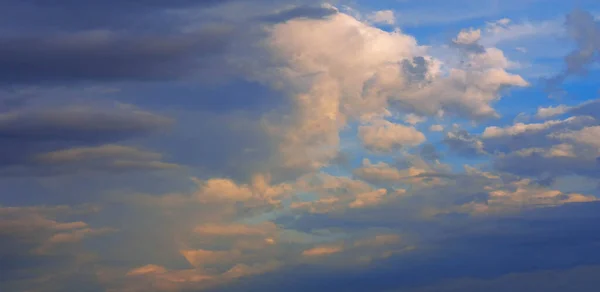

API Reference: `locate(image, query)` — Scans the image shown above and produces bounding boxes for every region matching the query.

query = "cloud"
[126,264,168,276]
[3,3,600,292]
[0,105,173,177]
[407,265,600,292]
[194,222,277,237]
[237,202,600,292]
[302,246,343,257]
[358,119,426,152]
[0,204,114,290]
[482,98,600,181]
[553,125,600,149]
[0,28,234,84]
[452,28,485,53]
[479,18,564,47]
[253,11,423,174]
[0,204,113,255]
[0,0,233,33]
[367,10,396,25]
[482,119,572,138]
[545,10,600,91]
[353,160,406,183]
[419,144,442,162]
[243,9,526,176]
[481,115,596,154]
[404,114,427,125]
[258,4,338,23]
[0,106,171,143]
[444,129,486,157]
[429,124,444,132]
[291,172,403,214]
[15,145,181,176]
[536,104,571,118]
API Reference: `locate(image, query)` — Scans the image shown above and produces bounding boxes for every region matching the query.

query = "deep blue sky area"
[1,1,600,291]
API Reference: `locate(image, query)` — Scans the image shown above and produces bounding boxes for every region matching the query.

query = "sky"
[2,0,600,291]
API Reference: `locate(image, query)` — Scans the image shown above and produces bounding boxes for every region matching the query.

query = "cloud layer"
[1,1,600,292]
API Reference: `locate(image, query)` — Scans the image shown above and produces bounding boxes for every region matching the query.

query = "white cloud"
[480,18,564,47]
[536,104,571,118]
[240,9,528,175]
[454,28,482,45]
[429,124,444,132]
[482,118,576,138]
[358,119,426,152]
[404,113,427,125]
[367,10,396,25]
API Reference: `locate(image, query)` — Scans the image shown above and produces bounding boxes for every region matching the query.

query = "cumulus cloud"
[353,159,406,183]
[553,126,600,150]
[254,11,423,173]
[454,178,597,215]
[404,113,427,125]
[245,9,527,175]
[358,119,426,152]
[291,172,401,214]
[353,156,450,191]
[481,115,596,154]
[3,3,599,292]
[453,28,485,53]
[455,28,482,45]
[482,98,600,182]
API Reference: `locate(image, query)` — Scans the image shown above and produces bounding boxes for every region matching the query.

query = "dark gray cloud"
[219,201,600,292]
[0,28,233,84]
[484,100,600,180]
[0,0,331,86]
[569,98,600,119]
[545,10,600,92]
[493,150,600,180]
[451,41,486,55]
[0,107,171,143]
[402,56,431,84]
[0,0,230,33]
[0,106,173,176]
[0,205,110,291]
[419,144,442,161]
[146,110,276,182]
[258,5,338,23]
[563,10,600,75]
